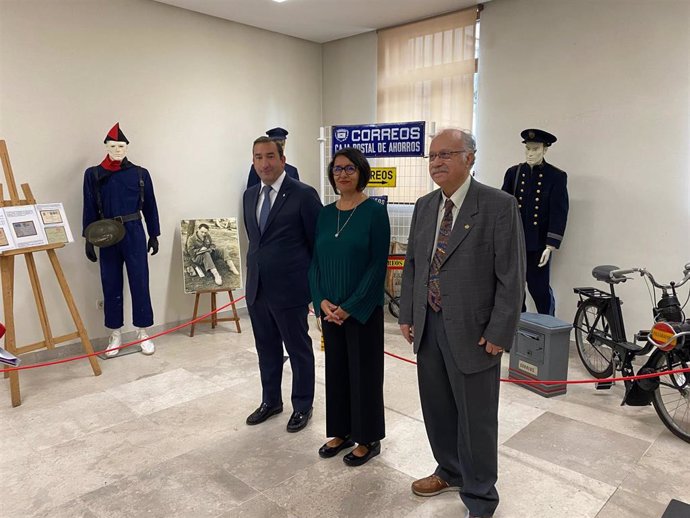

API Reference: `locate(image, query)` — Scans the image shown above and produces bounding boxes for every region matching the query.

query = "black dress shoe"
[246,403,283,425]
[343,441,381,466]
[318,437,355,458]
[286,407,313,433]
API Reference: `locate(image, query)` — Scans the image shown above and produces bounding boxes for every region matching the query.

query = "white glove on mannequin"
[538,245,556,268]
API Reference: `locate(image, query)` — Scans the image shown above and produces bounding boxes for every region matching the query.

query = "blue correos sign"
[332,121,425,158]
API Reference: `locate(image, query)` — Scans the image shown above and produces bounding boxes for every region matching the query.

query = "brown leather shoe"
[411,474,461,497]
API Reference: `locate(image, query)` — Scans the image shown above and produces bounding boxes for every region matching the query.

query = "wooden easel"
[189,290,241,337]
[0,140,101,407]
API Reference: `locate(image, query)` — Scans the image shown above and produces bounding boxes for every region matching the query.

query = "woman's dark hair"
[327,147,371,194]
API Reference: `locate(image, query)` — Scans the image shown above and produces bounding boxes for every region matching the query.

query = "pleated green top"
[309,198,390,324]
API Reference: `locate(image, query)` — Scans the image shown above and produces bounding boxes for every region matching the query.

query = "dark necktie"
[259,185,272,234]
[428,199,454,312]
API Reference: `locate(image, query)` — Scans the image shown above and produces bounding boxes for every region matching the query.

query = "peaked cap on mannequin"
[521,128,557,146]
[104,123,129,144]
[266,127,288,140]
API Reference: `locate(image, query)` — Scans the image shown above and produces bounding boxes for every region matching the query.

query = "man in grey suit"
[399,129,525,518]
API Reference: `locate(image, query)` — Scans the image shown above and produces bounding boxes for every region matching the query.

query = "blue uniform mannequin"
[82,123,160,356]
[502,129,568,315]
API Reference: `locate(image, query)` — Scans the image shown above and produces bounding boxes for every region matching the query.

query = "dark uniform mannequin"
[501,129,568,315]
[246,127,299,189]
[82,123,161,356]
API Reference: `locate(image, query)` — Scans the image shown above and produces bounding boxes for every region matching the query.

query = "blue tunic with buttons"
[501,160,568,252]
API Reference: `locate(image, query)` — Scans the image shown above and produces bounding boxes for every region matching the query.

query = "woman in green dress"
[309,147,390,466]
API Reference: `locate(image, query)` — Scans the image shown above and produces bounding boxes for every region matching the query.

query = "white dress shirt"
[255,170,286,224]
[430,176,472,261]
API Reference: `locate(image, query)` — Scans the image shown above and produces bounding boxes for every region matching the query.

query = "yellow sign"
[369,167,397,188]
[387,255,405,270]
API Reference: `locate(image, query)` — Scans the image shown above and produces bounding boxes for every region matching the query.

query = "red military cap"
[104,123,129,144]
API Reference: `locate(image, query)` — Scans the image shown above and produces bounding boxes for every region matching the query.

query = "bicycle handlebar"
[609,266,690,289]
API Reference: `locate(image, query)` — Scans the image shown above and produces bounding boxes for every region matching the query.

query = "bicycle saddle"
[592,265,626,283]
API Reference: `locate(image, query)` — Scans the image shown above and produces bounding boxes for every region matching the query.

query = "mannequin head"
[105,140,128,161]
[103,123,129,161]
[524,142,547,166]
[520,128,556,166]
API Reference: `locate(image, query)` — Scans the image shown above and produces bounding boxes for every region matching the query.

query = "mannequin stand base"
[96,343,142,360]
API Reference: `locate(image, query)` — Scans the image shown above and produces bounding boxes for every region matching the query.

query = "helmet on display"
[84,219,125,247]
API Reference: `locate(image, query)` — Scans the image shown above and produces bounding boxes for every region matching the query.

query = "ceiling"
[153,0,482,44]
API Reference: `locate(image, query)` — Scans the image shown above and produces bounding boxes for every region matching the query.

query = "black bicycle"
[573,264,690,443]
[385,254,404,319]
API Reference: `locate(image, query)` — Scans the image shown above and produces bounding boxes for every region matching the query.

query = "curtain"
[377,8,478,132]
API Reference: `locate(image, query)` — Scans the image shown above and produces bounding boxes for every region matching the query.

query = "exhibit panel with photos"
[180,218,242,294]
[0,202,74,251]
[37,203,75,244]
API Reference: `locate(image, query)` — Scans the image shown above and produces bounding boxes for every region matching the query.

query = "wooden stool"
[189,290,241,337]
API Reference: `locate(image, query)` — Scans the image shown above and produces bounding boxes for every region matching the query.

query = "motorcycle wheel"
[574,299,614,378]
[650,349,690,443]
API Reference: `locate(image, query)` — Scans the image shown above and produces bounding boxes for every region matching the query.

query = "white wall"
[2,0,688,349]
[476,0,690,334]
[0,0,322,344]
[322,31,378,127]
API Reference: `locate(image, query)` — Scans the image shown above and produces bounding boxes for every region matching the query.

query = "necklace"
[335,204,359,238]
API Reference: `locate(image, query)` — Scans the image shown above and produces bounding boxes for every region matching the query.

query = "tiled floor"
[1,312,688,517]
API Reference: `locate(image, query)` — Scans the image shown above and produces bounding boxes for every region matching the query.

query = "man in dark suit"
[242,136,322,432]
[501,128,569,316]
[399,129,525,518]
[246,127,300,189]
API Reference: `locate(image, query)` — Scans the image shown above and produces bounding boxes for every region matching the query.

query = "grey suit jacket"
[399,178,526,374]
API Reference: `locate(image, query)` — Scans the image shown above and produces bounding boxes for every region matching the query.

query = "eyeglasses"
[333,165,358,176]
[425,150,467,161]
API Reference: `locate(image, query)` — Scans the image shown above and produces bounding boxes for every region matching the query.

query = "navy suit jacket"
[243,175,322,308]
[247,163,299,189]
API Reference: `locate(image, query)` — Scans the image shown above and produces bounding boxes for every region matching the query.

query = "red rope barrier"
[383,350,690,385]
[383,350,418,365]
[3,301,689,388]
[0,295,245,374]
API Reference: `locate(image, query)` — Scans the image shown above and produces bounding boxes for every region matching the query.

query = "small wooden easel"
[189,290,241,337]
[0,140,101,407]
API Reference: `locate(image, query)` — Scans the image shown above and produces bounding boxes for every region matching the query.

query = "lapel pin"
[464,224,470,229]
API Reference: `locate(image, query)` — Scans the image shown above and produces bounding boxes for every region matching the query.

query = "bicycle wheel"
[574,300,614,378]
[650,350,690,443]
[388,297,400,319]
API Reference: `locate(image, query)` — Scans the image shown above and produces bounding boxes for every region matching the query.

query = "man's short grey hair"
[434,128,477,166]
[459,130,477,154]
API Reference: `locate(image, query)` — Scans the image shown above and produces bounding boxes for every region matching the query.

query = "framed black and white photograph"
[180,218,242,294]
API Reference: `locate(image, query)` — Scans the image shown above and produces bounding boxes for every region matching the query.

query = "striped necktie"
[428,199,454,312]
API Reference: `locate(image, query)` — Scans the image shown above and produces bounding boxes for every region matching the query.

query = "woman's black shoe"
[318,437,355,458]
[343,441,381,466]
